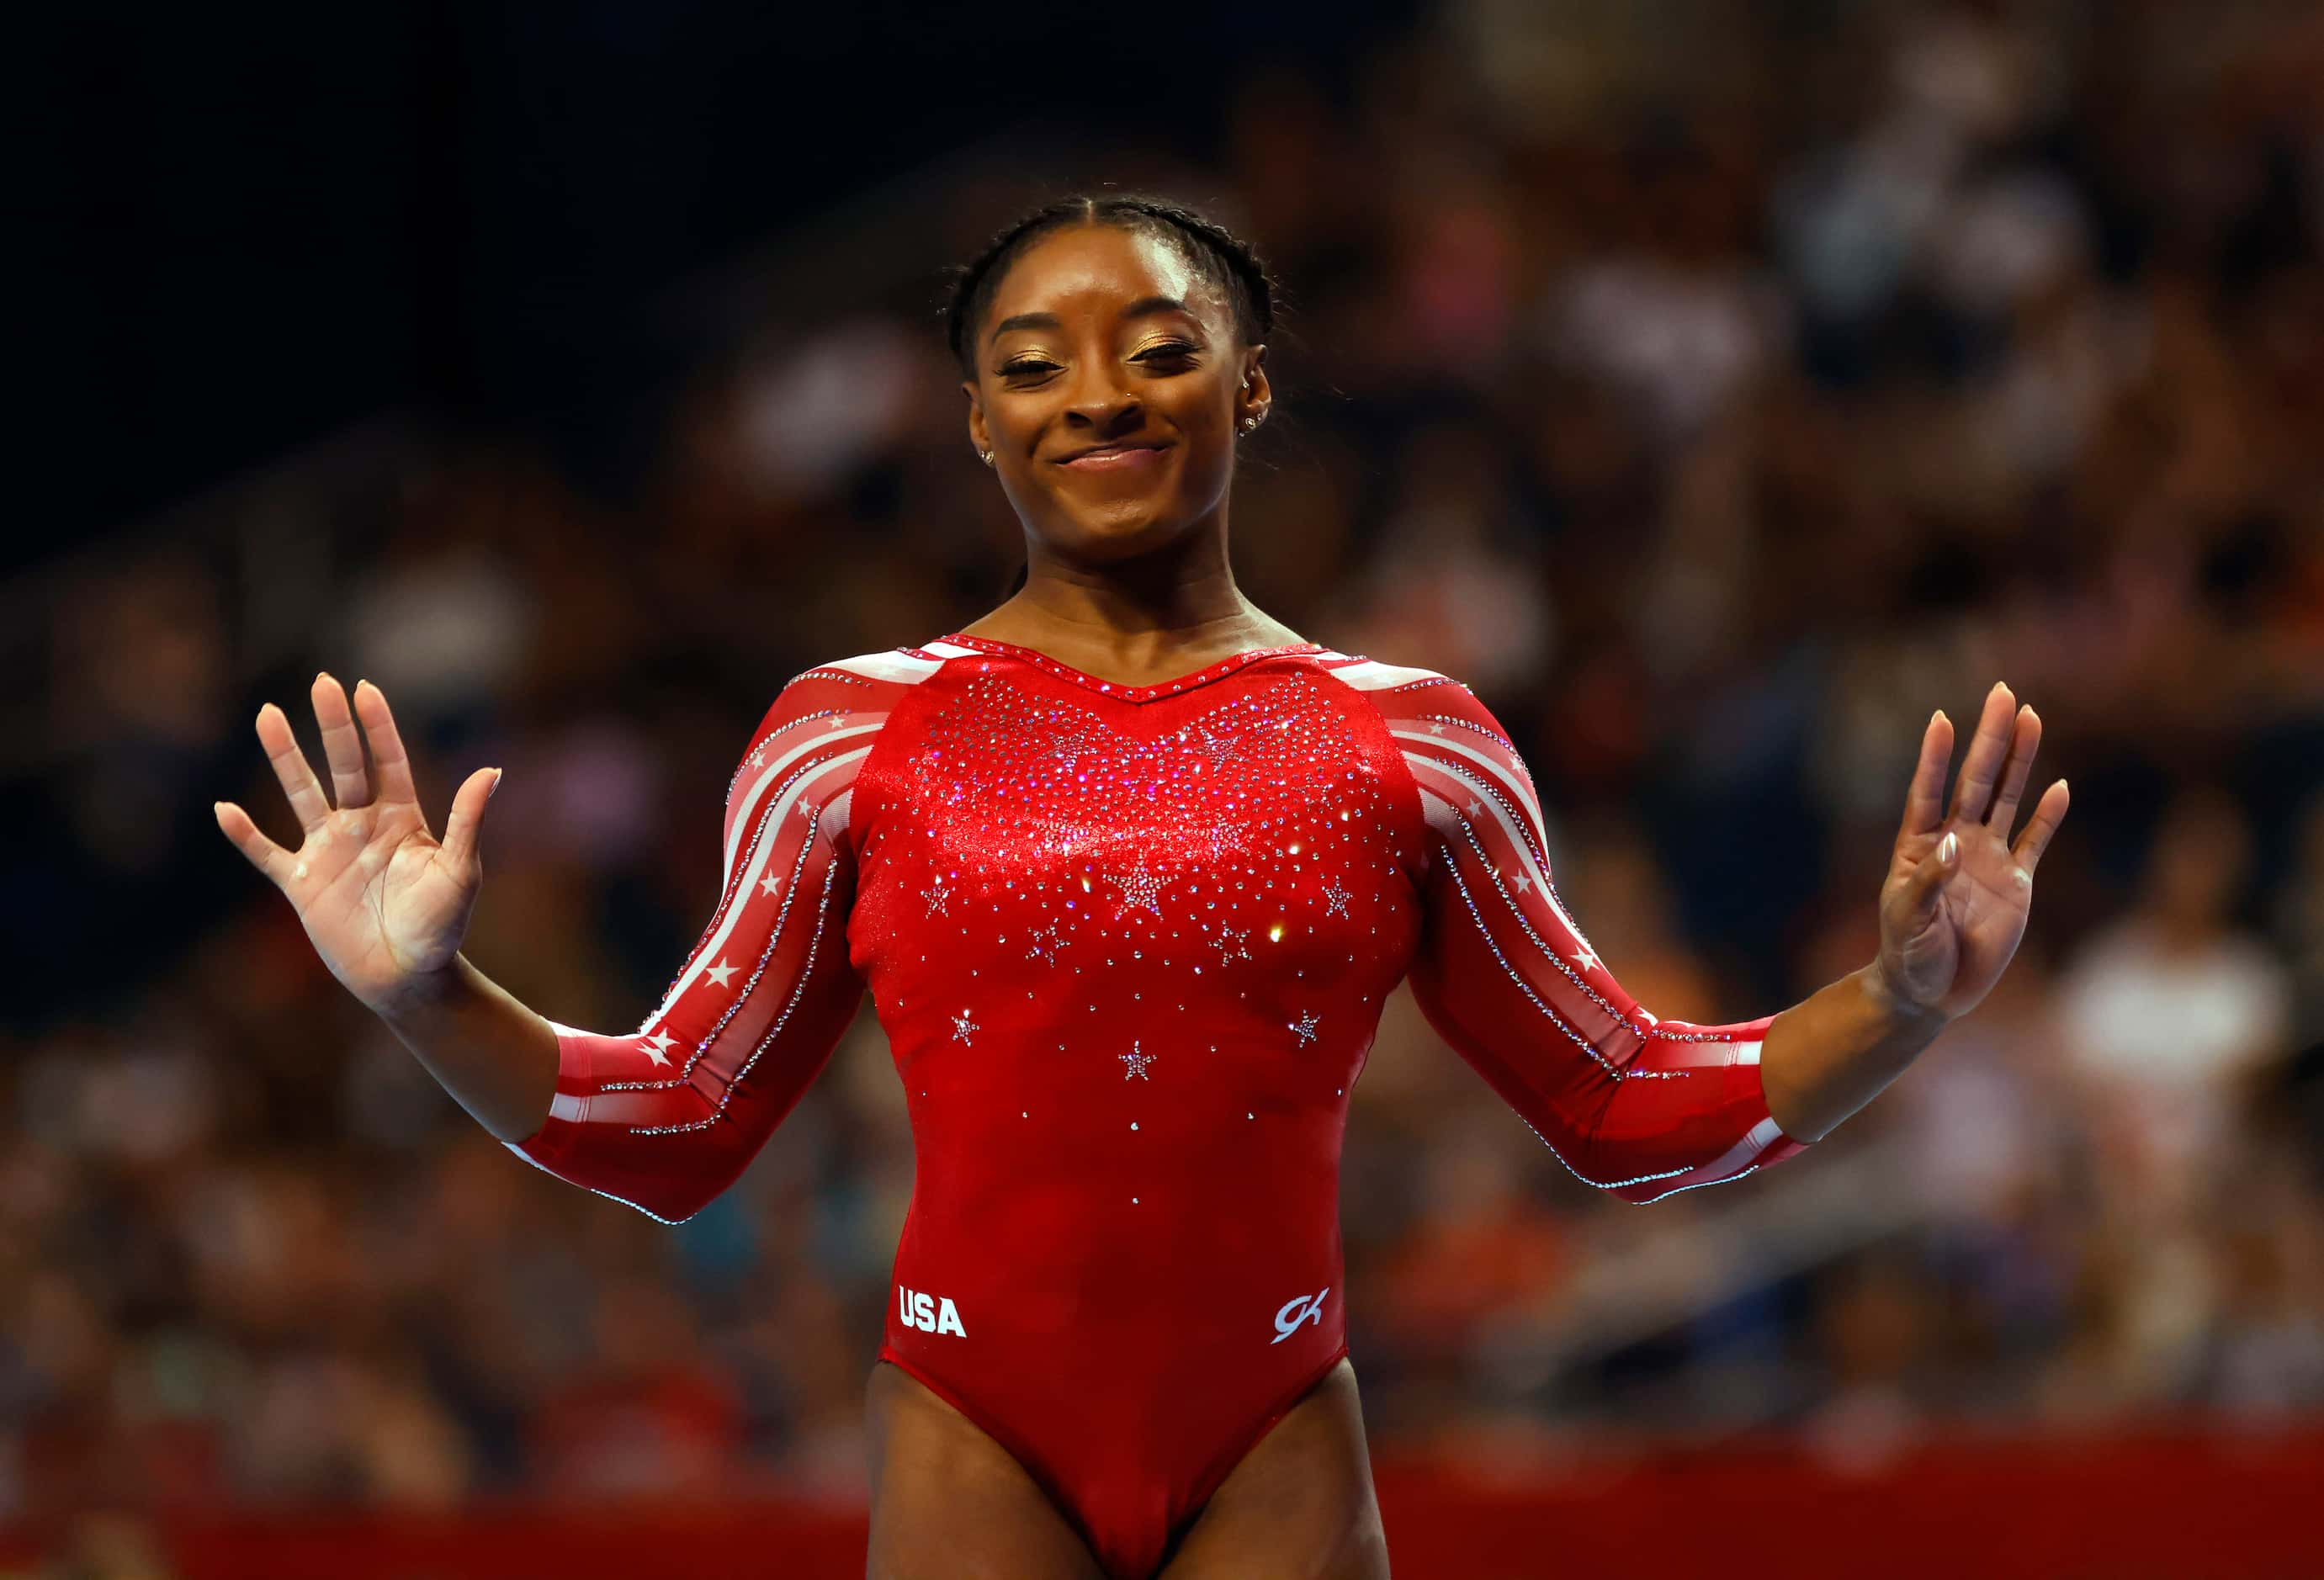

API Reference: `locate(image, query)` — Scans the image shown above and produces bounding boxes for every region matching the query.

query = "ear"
[1241,347,1271,418]
[963,381,989,459]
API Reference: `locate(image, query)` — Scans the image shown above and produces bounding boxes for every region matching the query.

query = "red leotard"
[505,633,1812,1577]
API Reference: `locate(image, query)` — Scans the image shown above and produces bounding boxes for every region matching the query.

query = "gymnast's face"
[964,223,1266,563]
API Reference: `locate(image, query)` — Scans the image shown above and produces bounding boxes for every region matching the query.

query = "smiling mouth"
[1057,443,1173,469]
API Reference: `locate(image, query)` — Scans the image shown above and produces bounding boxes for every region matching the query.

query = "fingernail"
[488,768,503,799]
[1939,830,1959,865]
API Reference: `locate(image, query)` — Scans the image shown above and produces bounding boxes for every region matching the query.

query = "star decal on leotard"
[1121,1042,1155,1080]
[639,1030,677,1067]
[1289,1010,1320,1047]
[758,871,783,899]
[1319,878,1350,919]
[1101,852,1167,917]
[1208,924,1252,965]
[704,959,739,988]
[1512,870,1531,893]
[922,878,952,917]
[1201,819,1245,862]
[952,1010,978,1046]
[1026,919,1066,965]
[1193,724,1241,771]
[1047,717,1096,767]
[1569,945,1600,973]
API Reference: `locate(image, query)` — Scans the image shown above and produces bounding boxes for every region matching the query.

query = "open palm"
[1876,681,2070,1022]
[213,673,501,1014]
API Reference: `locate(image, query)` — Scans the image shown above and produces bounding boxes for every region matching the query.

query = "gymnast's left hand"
[1871,681,2069,1024]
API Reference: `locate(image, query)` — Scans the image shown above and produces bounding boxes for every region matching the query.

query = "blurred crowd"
[8,0,2324,1528]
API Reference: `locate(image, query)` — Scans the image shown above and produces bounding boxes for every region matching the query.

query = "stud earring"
[979,450,994,466]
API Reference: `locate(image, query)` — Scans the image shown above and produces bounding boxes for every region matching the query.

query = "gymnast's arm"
[1381,673,1822,1205]
[489,678,872,1223]
[1397,675,2060,1198]
[215,669,871,1226]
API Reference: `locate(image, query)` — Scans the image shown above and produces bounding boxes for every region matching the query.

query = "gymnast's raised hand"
[1874,680,2071,1024]
[213,673,503,1015]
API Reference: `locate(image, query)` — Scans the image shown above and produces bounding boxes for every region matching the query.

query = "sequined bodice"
[847,637,1425,1128]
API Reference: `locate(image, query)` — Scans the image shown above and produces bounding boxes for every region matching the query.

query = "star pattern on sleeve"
[639,1030,677,1067]
[704,959,739,988]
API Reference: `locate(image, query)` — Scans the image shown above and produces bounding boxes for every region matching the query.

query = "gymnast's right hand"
[214,672,503,1015]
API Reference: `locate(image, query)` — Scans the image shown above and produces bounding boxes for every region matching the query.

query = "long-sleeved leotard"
[505,659,883,1223]
[506,632,1810,1578]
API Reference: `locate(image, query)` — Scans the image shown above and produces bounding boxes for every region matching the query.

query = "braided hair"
[941,193,1277,382]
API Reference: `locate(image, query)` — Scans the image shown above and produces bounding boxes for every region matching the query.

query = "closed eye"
[1129,341,1199,369]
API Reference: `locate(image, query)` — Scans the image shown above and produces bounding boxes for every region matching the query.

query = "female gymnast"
[215,194,2070,1579]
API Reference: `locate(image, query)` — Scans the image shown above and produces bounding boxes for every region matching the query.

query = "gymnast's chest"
[845,662,1425,1019]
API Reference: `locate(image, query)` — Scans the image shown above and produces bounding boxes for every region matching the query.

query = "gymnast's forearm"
[371,952,561,1144]
[1758,963,1949,1144]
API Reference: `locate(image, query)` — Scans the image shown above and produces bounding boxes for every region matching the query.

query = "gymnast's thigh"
[1159,1359,1390,1580]
[865,1358,1108,1580]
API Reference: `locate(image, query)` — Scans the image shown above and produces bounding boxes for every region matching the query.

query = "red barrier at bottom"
[5,1420,2320,1578]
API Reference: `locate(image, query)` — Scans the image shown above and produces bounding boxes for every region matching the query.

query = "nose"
[1061,359,1142,436]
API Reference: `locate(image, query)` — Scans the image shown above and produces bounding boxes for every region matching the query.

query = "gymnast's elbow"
[511,1116,762,1227]
[600,1164,744,1227]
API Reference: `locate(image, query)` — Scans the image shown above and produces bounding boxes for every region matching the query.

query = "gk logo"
[1272,1286,1330,1344]
[898,1286,967,1337]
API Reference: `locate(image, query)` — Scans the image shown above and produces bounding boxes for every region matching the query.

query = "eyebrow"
[989,295,1192,342]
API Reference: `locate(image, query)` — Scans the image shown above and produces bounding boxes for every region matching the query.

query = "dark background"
[17,1,1420,558]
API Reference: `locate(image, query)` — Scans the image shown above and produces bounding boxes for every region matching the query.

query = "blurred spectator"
[2055,787,2293,1201]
